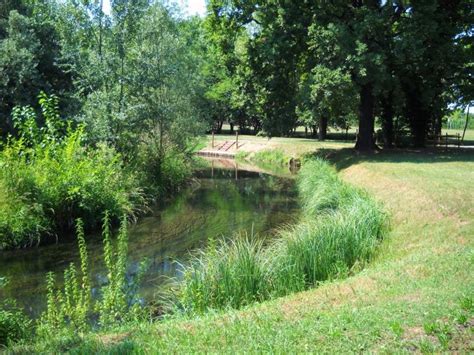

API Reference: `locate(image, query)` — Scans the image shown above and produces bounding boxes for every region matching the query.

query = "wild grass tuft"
[178,236,270,313]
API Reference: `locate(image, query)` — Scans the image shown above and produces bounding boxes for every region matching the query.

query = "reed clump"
[174,158,387,313]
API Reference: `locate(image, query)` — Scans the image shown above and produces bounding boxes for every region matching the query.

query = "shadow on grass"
[306,147,474,171]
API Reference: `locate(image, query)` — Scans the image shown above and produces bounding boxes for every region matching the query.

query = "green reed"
[174,158,388,313]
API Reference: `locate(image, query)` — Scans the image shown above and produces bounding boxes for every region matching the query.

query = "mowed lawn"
[19,145,474,353]
[205,129,474,158]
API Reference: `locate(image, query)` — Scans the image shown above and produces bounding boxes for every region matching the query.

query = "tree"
[297,66,357,140]
[0,11,40,136]
[397,0,472,147]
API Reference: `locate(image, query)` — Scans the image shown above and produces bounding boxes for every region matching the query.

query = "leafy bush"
[0,280,31,346]
[134,136,193,198]
[0,93,144,249]
[173,158,387,313]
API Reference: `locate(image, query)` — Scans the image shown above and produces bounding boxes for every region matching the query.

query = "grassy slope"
[18,145,474,353]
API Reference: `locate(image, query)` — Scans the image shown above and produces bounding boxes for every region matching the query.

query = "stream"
[0,158,299,317]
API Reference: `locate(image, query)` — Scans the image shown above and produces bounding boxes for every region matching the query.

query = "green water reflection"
[0,159,299,316]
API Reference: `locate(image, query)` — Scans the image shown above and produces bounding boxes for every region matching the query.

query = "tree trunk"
[98,0,104,61]
[433,112,442,136]
[381,93,394,148]
[405,89,427,148]
[229,122,234,133]
[355,83,375,151]
[318,116,328,141]
[216,119,223,133]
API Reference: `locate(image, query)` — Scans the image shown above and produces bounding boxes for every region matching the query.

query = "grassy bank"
[5,155,387,351]
[174,159,386,313]
[5,144,474,352]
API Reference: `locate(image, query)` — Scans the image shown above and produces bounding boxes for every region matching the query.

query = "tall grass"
[250,149,289,167]
[174,158,387,313]
[179,237,270,313]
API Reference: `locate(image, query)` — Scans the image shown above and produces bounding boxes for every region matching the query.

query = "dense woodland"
[1,0,472,151]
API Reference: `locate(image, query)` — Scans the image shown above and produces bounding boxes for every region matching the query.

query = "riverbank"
[8,143,474,352]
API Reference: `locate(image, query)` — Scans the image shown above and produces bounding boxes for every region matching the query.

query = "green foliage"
[250,149,289,167]
[297,66,357,135]
[0,279,31,346]
[0,300,31,347]
[0,3,75,137]
[0,93,144,249]
[444,109,474,130]
[179,236,270,313]
[38,220,92,336]
[97,214,130,327]
[134,135,194,198]
[173,158,387,313]
[38,214,146,337]
[234,150,249,161]
[77,3,206,156]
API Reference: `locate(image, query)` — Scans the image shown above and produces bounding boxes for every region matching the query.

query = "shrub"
[134,135,192,199]
[251,149,289,167]
[0,93,144,249]
[0,181,47,249]
[0,280,31,346]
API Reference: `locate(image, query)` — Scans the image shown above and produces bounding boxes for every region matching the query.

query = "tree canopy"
[0,0,472,150]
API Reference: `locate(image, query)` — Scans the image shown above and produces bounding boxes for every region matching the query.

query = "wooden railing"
[427,133,461,149]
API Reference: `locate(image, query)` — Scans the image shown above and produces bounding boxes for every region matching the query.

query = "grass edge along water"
[173,158,388,313]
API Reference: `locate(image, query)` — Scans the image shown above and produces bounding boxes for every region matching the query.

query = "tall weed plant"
[174,158,387,313]
[38,214,146,337]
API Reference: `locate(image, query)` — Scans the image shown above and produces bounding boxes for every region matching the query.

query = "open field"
[21,142,473,353]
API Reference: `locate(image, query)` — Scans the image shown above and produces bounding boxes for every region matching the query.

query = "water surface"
[0,158,298,316]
